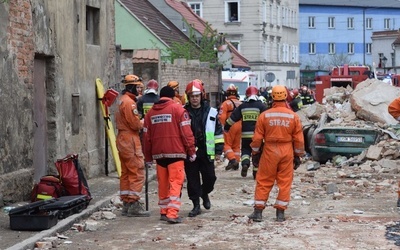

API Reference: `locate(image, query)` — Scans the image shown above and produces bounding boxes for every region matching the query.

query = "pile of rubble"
[299,78,400,168]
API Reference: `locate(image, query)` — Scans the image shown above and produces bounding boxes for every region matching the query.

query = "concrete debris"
[90,210,116,220]
[353,209,364,214]
[34,241,53,249]
[85,219,100,231]
[306,161,320,171]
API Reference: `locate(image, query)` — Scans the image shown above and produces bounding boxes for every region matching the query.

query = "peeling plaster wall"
[0,0,116,204]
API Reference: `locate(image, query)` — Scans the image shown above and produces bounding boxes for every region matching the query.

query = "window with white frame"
[384,18,390,30]
[366,43,372,54]
[309,43,316,54]
[348,43,354,54]
[189,2,202,17]
[308,16,315,28]
[366,18,372,29]
[347,17,354,29]
[230,40,240,52]
[225,1,240,22]
[329,43,335,54]
[328,17,335,28]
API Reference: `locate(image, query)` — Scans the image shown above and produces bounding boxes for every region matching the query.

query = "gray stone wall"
[159,59,221,107]
[0,0,116,204]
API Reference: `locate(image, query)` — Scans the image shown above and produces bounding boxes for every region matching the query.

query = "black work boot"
[121,201,129,216]
[202,193,211,210]
[127,201,150,217]
[248,208,263,222]
[276,208,285,222]
[252,170,257,180]
[241,164,249,177]
[167,217,182,224]
[188,199,201,217]
[225,159,239,170]
[397,197,400,207]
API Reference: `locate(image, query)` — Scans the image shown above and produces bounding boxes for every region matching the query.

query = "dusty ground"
[44,160,400,250]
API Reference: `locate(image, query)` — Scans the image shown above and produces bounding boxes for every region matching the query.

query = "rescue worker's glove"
[293,156,301,170]
[145,162,153,169]
[252,151,261,168]
[223,124,231,133]
[189,154,197,162]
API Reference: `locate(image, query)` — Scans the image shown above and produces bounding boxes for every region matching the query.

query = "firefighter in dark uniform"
[224,86,268,179]
[299,85,315,105]
[184,80,224,217]
[137,79,160,119]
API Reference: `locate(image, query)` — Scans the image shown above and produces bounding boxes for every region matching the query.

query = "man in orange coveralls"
[218,84,242,171]
[115,74,150,217]
[143,86,196,224]
[388,97,400,207]
[248,85,305,222]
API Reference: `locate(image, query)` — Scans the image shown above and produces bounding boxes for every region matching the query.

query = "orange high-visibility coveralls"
[115,92,145,203]
[143,97,196,219]
[388,97,400,198]
[388,97,400,121]
[250,101,304,211]
[218,96,242,162]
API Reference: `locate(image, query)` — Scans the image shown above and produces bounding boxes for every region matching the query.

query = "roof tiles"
[119,0,192,47]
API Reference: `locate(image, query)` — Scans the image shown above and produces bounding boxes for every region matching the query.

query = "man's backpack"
[30,175,66,202]
[55,154,91,199]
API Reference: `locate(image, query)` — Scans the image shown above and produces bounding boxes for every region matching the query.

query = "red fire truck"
[314,64,372,103]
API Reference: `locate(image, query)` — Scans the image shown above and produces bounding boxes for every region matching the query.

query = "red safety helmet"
[186,80,204,96]
[292,88,299,96]
[146,79,159,91]
[245,86,259,97]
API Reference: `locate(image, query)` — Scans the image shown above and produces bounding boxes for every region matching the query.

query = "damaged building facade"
[0,0,116,204]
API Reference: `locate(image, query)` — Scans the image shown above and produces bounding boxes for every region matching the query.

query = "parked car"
[305,113,381,163]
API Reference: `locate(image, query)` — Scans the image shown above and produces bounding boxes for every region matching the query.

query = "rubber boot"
[127,201,150,217]
[276,208,285,222]
[225,159,239,171]
[248,208,263,222]
[188,199,201,217]
[241,164,249,177]
[202,193,211,210]
[397,197,400,207]
[121,201,129,216]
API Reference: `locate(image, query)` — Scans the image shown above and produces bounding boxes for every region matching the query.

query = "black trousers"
[184,156,217,201]
[241,137,252,167]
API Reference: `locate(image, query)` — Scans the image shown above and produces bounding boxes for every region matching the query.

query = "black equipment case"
[9,195,90,231]
[41,195,90,219]
[9,199,59,231]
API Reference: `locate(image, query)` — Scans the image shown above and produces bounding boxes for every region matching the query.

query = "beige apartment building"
[185,0,300,89]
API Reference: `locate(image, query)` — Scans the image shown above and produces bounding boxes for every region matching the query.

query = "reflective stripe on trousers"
[157,160,185,218]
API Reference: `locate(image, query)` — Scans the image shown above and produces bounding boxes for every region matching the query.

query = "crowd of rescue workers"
[114,74,322,224]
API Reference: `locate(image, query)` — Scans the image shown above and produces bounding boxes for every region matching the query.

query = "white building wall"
[185,0,300,89]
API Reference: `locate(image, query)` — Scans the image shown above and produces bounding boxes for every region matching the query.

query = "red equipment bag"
[30,175,66,202]
[55,154,91,199]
